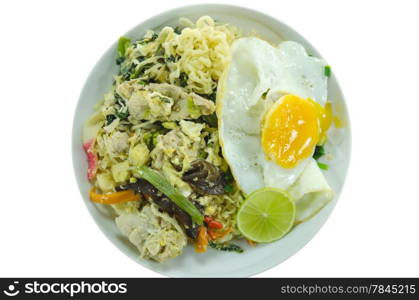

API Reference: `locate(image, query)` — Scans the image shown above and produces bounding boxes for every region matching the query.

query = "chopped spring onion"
[317,162,329,170]
[136,166,204,224]
[324,65,331,77]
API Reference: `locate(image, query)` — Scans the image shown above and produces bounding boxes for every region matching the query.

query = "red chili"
[204,216,213,224]
[209,220,223,229]
[204,216,223,229]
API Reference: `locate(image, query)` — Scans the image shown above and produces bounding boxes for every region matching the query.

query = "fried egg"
[217,37,331,198]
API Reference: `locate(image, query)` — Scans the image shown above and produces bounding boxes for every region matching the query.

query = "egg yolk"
[261,95,332,168]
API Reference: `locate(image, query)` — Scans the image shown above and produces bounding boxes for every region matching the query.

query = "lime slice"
[237,188,296,243]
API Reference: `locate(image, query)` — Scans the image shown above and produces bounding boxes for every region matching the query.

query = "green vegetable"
[262,88,270,99]
[208,241,244,253]
[174,26,182,34]
[114,92,125,104]
[120,63,136,81]
[317,162,329,170]
[152,132,160,147]
[324,65,331,77]
[115,56,125,65]
[224,169,234,183]
[208,92,216,102]
[136,55,145,62]
[198,150,208,159]
[224,184,234,193]
[116,110,129,120]
[117,36,131,58]
[201,113,218,128]
[179,72,188,87]
[155,45,165,56]
[187,96,200,118]
[162,122,177,129]
[150,33,158,41]
[130,63,154,80]
[166,55,178,63]
[142,132,153,150]
[105,114,117,126]
[136,166,204,224]
[313,145,325,160]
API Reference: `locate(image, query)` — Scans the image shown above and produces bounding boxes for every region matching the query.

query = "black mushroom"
[182,160,226,195]
[117,179,202,239]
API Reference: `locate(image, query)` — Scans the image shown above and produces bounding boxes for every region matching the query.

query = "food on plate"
[82,16,339,262]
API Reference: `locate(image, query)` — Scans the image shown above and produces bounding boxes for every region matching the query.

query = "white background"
[1,0,418,277]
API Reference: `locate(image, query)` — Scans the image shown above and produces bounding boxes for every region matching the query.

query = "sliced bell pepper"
[246,239,257,247]
[207,227,233,241]
[89,188,140,205]
[194,226,209,253]
[207,229,217,240]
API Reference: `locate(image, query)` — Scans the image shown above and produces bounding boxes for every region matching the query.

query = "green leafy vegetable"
[208,92,216,102]
[114,92,125,105]
[117,36,131,58]
[150,33,158,41]
[152,132,160,147]
[313,146,328,170]
[162,121,177,130]
[223,170,235,193]
[208,241,244,253]
[115,56,125,65]
[200,113,218,128]
[116,110,129,120]
[224,184,234,193]
[317,162,329,170]
[224,169,234,183]
[166,55,177,63]
[174,26,182,34]
[105,114,117,125]
[136,166,204,224]
[179,72,188,87]
[313,145,325,160]
[198,150,208,159]
[130,63,154,80]
[262,88,270,99]
[156,45,165,56]
[324,65,331,77]
[136,55,146,62]
[143,132,153,150]
[120,63,136,81]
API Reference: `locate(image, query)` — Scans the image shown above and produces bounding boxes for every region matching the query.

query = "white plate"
[72,4,351,277]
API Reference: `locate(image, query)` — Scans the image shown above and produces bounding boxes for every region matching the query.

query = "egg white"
[218,37,328,195]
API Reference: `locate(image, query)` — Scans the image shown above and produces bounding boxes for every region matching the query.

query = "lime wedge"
[237,188,296,243]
